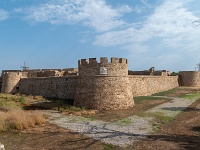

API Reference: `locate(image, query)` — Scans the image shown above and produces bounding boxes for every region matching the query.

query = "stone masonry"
[74,57,134,110]
[179,71,200,86]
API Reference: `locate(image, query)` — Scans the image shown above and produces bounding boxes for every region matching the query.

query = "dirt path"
[44,95,200,148]
[46,111,153,147]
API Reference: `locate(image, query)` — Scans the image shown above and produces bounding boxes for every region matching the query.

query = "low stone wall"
[129,75,179,96]
[18,76,77,99]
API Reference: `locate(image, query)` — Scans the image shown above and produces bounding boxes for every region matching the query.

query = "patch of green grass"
[181,93,200,100]
[117,118,132,125]
[0,99,20,110]
[0,93,20,101]
[103,143,116,150]
[134,96,170,104]
[18,96,26,104]
[53,105,83,112]
[68,106,83,111]
[152,88,177,96]
[138,112,174,124]
[155,114,174,124]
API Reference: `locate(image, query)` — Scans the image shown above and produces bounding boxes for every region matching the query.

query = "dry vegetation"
[0,94,46,132]
[0,110,45,132]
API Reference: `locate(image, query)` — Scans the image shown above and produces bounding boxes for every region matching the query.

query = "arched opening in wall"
[16,87,19,93]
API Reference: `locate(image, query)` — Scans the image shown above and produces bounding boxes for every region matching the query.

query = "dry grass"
[0,110,45,132]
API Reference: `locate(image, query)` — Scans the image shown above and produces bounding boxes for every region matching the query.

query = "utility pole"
[196,61,200,71]
[21,61,29,71]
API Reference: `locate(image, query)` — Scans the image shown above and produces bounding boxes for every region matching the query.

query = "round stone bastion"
[1,71,27,93]
[179,71,200,87]
[74,57,134,110]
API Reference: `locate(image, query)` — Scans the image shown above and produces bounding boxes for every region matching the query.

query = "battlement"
[78,57,128,66]
[78,57,128,76]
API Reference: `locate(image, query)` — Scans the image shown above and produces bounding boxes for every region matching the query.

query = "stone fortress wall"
[1,57,199,110]
[18,76,77,100]
[129,76,178,96]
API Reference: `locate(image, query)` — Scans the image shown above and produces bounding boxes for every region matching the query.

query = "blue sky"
[0,0,200,72]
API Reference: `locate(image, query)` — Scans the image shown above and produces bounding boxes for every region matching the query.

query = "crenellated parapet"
[78,57,128,76]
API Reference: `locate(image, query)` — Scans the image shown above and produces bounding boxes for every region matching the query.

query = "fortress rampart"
[129,75,178,96]
[2,57,197,110]
[18,76,77,99]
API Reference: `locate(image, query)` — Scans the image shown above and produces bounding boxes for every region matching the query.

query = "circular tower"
[179,71,200,87]
[1,71,27,93]
[74,57,134,110]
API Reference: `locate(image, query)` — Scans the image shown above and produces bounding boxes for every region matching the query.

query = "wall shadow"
[162,107,200,112]
[23,98,74,110]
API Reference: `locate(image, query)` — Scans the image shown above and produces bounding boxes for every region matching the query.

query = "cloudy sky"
[0,0,200,72]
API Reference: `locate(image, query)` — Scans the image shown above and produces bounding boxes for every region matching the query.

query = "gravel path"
[146,96,198,117]
[44,95,200,147]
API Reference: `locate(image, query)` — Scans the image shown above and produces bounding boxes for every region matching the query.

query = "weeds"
[0,93,20,101]
[18,96,26,104]
[134,96,170,104]
[0,99,20,110]
[181,93,200,100]
[117,118,132,125]
[103,143,116,150]
[138,112,174,124]
[0,110,45,132]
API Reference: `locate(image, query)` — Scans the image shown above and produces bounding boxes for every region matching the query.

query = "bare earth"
[0,87,200,150]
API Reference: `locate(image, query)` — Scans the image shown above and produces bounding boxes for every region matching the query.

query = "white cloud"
[94,0,200,52]
[93,0,200,71]
[143,0,198,37]
[0,9,9,21]
[22,0,132,32]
